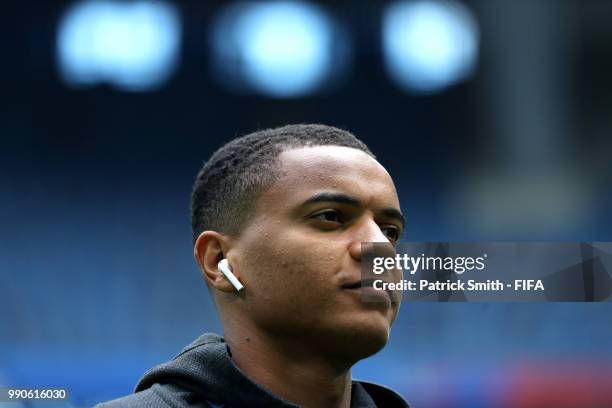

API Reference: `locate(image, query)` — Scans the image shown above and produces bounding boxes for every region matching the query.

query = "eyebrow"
[302,192,361,206]
[300,192,406,229]
[382,208,406,230]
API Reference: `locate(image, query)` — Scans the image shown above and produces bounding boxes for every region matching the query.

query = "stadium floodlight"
[211,1,348,98]
[382,0,479,94]
[57,0,181,91]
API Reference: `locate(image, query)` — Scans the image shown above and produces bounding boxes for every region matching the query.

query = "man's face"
[229,145,404,360]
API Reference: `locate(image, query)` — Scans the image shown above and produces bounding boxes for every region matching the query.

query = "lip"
[342,278,396,303]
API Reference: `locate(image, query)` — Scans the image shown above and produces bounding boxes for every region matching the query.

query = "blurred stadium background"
[2,0,612,407]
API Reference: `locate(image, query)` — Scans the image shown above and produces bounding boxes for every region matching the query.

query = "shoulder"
[94,383,218,408]
[94,388,162,408]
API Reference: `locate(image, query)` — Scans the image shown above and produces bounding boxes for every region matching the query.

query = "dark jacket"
[95,333,409,408]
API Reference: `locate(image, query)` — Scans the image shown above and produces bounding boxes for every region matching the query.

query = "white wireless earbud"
[217,259,244,292]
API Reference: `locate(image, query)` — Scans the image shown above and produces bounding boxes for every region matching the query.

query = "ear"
[194,231,239,293]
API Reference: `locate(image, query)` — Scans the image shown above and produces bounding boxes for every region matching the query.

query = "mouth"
[342,278,379,290]
[342,278,398,303]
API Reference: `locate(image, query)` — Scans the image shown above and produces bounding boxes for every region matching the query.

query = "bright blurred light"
[57,0,181,91]
[383,0,479,94]
[211,1,347,98]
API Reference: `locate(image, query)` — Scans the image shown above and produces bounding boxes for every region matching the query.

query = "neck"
[224,323,354,408]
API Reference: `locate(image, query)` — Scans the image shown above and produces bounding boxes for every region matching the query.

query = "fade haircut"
[191,124,374,243]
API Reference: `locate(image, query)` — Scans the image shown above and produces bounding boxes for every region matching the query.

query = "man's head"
[191,124,374,242]
[192,124,404,363]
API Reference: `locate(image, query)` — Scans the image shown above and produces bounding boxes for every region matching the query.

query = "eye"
[311,209,343,223]
[380,225,401,243]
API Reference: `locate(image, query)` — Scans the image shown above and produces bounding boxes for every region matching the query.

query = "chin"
[327,314,392,363]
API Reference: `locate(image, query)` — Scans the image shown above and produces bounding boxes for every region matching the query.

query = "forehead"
[262,145,400,208]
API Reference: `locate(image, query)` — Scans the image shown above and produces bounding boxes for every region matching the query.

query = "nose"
[348,219,393,262]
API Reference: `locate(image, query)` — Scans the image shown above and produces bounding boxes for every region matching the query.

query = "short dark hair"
[191,124,374,243]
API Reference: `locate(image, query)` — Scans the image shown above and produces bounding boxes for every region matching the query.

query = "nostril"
[348,241,362,262]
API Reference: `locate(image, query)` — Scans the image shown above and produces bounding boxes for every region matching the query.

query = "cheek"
[239,231,343,306]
